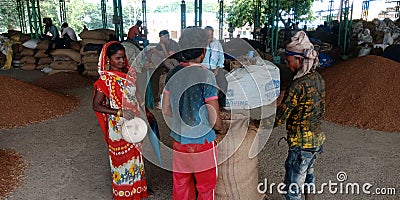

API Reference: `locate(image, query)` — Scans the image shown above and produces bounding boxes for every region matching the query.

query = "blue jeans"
[134,36,149,47]
[284,146,322,200]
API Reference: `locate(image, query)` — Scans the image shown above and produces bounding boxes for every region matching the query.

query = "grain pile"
[0,149,24,199]
[32,72,94,90]
[0,76,79,129]
[320,55,400,132]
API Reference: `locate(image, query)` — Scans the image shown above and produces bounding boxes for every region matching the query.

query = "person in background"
[162,27,224,200]
[293,22,300,30]
[202,26,227,108]
[280,17,292,30]
[92,41,148,200]
[145,30,180,108]
[61,22,77,41]
[331,20,340,35]
[269,31,325,200]
[43,18,60,54]
[228,22,235,39]
[302,25,308,32]
[146,30,179,70]
[260,22,269,44]
[128,20,149,48]
[322,21,332,33]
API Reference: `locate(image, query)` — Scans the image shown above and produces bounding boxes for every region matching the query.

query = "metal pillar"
[59,0,66,23]
[218,0,224,41]
[361,0,369,20]
[338,0,353,55]
[181,0,186,29]
[101,0,107,28]
[327,0,334,26]
[266,0,280,57]
[142,0,147,35]
[26,0,43,39]
[17,0,27,34]
[254,0,261,40]
[194,0,202,27]
[112,0,124,41]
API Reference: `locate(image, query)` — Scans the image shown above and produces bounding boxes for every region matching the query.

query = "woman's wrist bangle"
[117,109,122,117]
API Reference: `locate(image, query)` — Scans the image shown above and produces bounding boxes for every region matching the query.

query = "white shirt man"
[61,23,77,41]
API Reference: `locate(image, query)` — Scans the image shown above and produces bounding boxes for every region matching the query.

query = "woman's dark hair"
[106,43,125,58]
[177,27,208,61]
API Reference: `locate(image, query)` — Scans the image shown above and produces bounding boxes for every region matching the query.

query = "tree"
[152,1,218,13]
[226,0,314,28]
[0,2,19,33]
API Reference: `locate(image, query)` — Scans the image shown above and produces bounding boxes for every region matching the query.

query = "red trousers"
[172,140,218,200]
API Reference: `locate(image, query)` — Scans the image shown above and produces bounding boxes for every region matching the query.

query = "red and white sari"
[94,41,148,199]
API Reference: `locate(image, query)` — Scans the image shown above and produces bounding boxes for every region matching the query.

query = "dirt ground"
[0,68,399,200]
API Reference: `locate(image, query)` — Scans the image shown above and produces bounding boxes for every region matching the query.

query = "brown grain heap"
[320,55,400,132]
[0,149,24,199]
[32,72,94,90]
[0,76,79,129]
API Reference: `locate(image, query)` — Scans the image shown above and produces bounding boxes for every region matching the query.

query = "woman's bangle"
[117,109,122,117]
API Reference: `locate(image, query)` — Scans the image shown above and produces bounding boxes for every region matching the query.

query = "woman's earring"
[106,60,110,70]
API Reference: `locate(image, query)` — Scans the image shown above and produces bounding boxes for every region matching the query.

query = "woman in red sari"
[93,41,148,199]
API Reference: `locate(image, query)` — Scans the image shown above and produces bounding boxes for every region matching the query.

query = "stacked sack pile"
[19,39,39,71]
[0,30,31,69]
[35,40,52,71]
[79,29,115,77]
[20,39,82,74]
[352,18,400,56]
[5,30,31,69]
[49,41,82,74]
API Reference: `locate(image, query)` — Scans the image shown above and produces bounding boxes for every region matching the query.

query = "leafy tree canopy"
[152,1,218,13]
[226,0,314,28]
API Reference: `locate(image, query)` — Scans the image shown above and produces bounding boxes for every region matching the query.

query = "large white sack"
[225,58,280,109]
[22,39,41,49]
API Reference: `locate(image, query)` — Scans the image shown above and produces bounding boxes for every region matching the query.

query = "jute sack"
[51,49,81,63]
[79,30,108,40]
[84,62,98,71]
[21,63,36,70]
[82,70,99,77]
[35,50,49,58]
[50,61,78,70]
[80,44,103,55]
[36,64,49,70]
[38,57,53,65]
[36,40,51,50]
[81,38,107,46]
[80,47,98,55]
[20,34,31,43]
[20,48,35,56]
[95,28,116,36]
[70,41,82,52]
[49,69,76,75]
[82,54,99,64]
[216,115,265,200]
[53,55,72,61]
[21,56,36,64]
